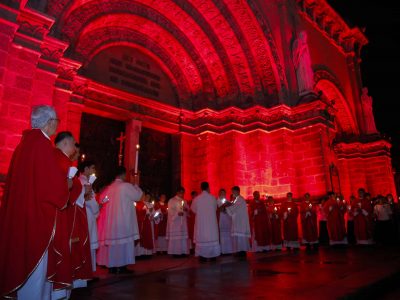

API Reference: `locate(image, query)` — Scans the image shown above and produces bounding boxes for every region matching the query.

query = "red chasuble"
[48,149,79,289]
[267,205,282,246]
[69,178,93,281]
[352,198,373,242]
[136,201,154,250]
[323,198,347,242]
[300,201,318,242]
[249,200,270,246]
[154,202,168,238]
[0,129,69,297]
[281,201,299,241]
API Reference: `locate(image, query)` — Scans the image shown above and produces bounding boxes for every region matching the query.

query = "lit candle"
[134,144,140,174]
[274,207,277,212]
[309,203,312,209]
[181,200,184,208]
[134,202,137,207]
[288,207,291,213]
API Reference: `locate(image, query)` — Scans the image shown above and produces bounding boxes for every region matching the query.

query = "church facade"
[0,0,396,199]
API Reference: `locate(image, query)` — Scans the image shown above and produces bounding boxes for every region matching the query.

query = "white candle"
[134,144,140,174]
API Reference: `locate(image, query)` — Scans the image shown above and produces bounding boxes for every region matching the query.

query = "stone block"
[15,76,33,90]
[2,86,31,105]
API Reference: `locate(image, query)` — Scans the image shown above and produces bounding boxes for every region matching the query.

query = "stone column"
[125,119,142,184]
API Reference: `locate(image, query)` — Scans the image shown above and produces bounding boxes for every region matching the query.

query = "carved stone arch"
[73,27,192,104]
[246,0,289,94]
[57,0,235,99]
[314,70,358,135]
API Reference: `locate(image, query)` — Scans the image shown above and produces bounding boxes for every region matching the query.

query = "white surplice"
[96,179,143,267]
[166,196,190,255]
[79,174,99,271]
[226,195,251,252]
[217,198,233,254]
[191,191,221,258]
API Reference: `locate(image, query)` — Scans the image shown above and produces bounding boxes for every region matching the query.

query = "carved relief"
[18,21,48,39]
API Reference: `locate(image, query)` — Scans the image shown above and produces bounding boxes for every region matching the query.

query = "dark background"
[328,0,400,169]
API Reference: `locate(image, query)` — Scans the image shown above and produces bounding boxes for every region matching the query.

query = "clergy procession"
[1,105,400,300]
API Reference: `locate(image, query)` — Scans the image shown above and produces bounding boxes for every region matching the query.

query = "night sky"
[328,1,400,168]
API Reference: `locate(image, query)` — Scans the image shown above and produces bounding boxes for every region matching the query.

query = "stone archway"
[314,73,359,136]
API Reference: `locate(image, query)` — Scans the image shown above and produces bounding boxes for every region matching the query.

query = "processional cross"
[116,132,126,166]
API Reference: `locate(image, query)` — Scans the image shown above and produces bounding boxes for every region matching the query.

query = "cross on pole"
[116,132,126,166]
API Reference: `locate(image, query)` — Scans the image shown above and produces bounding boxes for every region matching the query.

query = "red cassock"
[154,202,168,238]
[300,202,318,243]
[249,200,270,246]
[323,199,346,242]
[281,202,299,241]
[352,198,373,241]
[0,129,69,297]
[68,178,93,281]
[136,201,154,250]
[267,205,282,245]
[48,149,84,289]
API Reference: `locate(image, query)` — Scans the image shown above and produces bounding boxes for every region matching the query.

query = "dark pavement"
[71,245,400,300]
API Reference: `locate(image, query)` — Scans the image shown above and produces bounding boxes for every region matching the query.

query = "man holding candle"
[225,186,251,258]
[300,192,319,250]
[97,166,143,274]
[191,182,221,262]
[51,131,84,298]
[78,160,99,271]
[266,196,283,251]
[249,191,270,252]
[352,188,374,245]
[0,105,70,299]
[281,192,300,251]
[166,187,190,257]
[324,192,348,246]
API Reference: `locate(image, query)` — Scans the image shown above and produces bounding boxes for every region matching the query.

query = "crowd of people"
[0,105,399,300]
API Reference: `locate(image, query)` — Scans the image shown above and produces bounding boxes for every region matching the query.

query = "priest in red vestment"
[69,145,93,286]
[49,131,80,297]
[352,188,374,245]
[281,192,300,250]
[266,196,282,250]
[154,194,168,253]
[249,191,271,252]
[300,192,318,250]
[323,192,347,245]
[0,105,70,300]
[135,191,156,256]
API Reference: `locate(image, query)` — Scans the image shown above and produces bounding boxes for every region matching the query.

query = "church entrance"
[79,113,125,191]
[79,113,180,197]
[138,127,181,199]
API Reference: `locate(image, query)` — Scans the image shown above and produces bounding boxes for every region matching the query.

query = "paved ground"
[71,245,400,300]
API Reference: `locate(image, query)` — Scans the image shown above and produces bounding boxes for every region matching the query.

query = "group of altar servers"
[0,105,398,300]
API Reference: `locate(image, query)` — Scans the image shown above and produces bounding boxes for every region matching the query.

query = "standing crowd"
[0,105,399,300]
